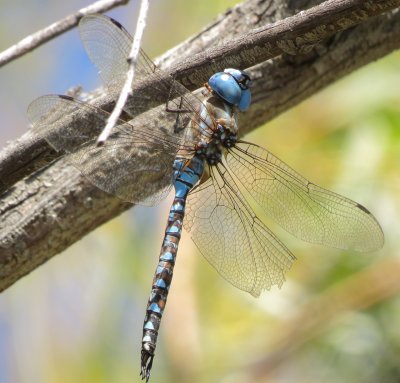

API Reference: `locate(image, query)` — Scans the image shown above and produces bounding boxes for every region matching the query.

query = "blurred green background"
[0,1,399,383]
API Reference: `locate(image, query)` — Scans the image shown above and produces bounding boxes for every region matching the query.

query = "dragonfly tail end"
[140,348,154,382]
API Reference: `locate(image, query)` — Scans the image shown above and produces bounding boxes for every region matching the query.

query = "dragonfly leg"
[166,96,192,134]
[165,97,190,113]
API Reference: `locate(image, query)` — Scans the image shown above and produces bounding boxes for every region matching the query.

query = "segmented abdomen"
[141,156,204,381]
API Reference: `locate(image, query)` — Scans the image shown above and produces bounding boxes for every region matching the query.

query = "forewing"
[184,164,295,297]
[79,14,151,89]
[226,141,384,252]
[27,95,182,205]
[79,14,214,138]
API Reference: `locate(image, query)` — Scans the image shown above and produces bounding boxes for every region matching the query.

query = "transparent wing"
[28,13,218,205]
[184,163,295,297]
[27,95,188,205]
[79,13,214,137]
[226,141,384,252]
[79,13,152,89]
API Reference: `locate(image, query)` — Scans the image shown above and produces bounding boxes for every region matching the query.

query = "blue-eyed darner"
[27,14,384,381]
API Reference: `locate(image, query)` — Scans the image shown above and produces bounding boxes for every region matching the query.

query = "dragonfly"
[28,14,384,381]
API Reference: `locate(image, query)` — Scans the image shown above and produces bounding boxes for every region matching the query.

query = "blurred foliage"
[0,1,399,383]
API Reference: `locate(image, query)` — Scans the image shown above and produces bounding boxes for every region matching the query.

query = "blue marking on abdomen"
[141,155,205,375]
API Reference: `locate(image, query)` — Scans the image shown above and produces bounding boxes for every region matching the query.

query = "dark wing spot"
[356,203,372,215]
[59,94,74,101]
[109,17,124,30]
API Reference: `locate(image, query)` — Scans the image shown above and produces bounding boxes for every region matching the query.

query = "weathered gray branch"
[1,0,398,194]
[0,0,399,291]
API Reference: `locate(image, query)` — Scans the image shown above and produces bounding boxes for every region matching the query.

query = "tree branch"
[0,0,129,68]
[1,0,398,194]
[0,0,399,291]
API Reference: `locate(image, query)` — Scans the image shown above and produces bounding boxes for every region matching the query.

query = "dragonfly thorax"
[195,124,237,165]
[195,140,222,165]
[214,123,237,148]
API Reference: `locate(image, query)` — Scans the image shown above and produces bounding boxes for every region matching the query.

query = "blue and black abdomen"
[141,156,204,380]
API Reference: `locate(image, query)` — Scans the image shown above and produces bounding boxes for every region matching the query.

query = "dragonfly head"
[208,69,252,112]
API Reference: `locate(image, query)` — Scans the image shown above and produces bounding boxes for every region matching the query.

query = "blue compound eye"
[238,88,251,112]
[208,72,242,106]
[208,69,252,111]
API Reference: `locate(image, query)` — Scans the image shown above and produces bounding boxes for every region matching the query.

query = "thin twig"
[96,0,150,145]
[0,0,129,68]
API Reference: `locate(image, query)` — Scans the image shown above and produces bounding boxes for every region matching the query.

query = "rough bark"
[1,0,398,193]
[0,0,399,291]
